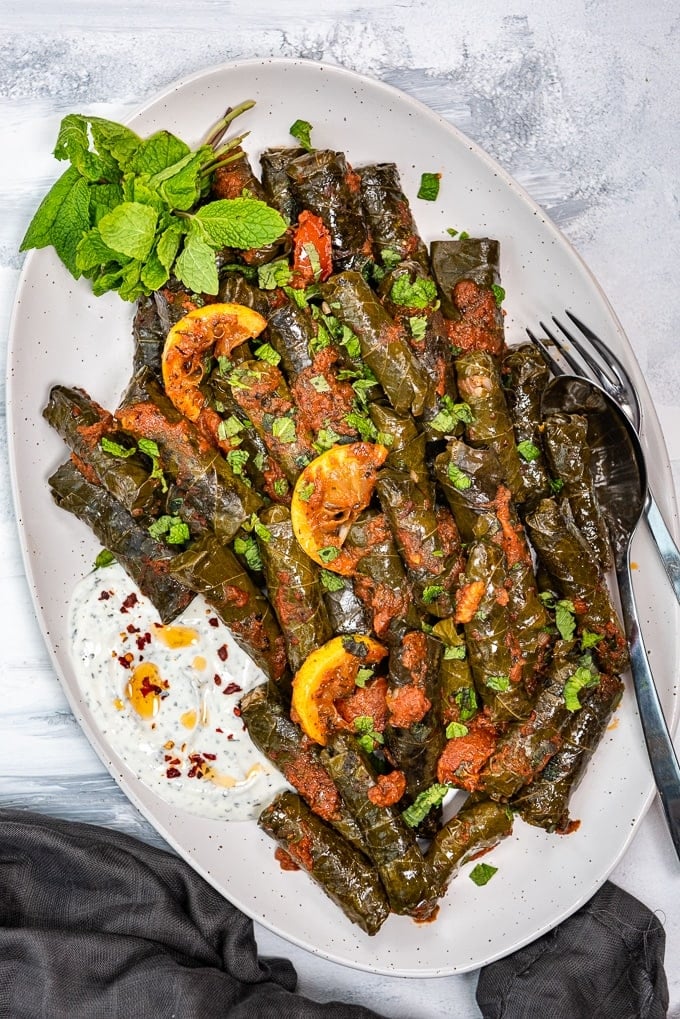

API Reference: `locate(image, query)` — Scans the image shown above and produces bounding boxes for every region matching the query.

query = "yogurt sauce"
[68,562,288,820]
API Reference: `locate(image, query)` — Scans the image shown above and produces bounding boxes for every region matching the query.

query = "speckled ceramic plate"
[7,58,680,976]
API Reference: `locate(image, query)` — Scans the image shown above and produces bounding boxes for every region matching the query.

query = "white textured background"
[1,2,679,1016]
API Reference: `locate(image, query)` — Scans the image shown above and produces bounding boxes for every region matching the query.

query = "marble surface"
[1,2,679,1016]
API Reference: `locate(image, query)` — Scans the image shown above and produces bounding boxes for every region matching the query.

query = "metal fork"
[527,310,680,606]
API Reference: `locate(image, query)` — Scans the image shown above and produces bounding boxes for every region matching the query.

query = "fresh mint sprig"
[20,103,287,302]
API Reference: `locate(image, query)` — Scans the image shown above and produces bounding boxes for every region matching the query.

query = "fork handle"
[644,488,680,604]
[616,553,680,862]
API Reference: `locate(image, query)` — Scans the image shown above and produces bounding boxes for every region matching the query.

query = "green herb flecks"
[469,862,498,886]
[417,172,441,202]
[445,721,469,739]
[390,275,438,309]
[447,462,472,491]
[93,548,116,569]
[289,119,314,151]
[147,514,190,545]
[402,783,450,827]
[517,440,541,462]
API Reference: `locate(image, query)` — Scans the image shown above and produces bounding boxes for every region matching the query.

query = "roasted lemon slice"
[162,303,267,423]
[290,442,388,575]
[291,635,387,745]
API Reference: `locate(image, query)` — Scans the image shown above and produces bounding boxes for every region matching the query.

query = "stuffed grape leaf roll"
[430,238,505,357]
[48,460,193,624]
[427,798,513,894]
[357,162,429,269]
[258,791,390,936]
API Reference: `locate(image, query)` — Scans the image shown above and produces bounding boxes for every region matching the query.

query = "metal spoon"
[542,375,680,860]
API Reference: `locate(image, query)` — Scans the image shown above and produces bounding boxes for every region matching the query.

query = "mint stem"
[202,101,255,149]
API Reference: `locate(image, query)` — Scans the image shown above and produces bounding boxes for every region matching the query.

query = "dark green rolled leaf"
[258,791,389,936]
[287,149,371,271]
[543,412,612,570]
[321,732,439,918]
[344,510,420,639]
[225,360,316,484]
[502,343,552,505]
[434,439,505,543]
[462,541,534,722]
[430,238,504,356]
[321,271,431,417]
[43,384,160,517]
[257,504,333,673]
[512,670,624,832]
[168,533,287,683]
[478,641,583,799]
[376,467,463,619]
[525,499,629,675]
[432,618,478,724]
[117,368,262,542]
[455,350,526,502]
[259,147,305,223]
[320,574,370,635]
[427,798,513,893]
[48,460,193,624]
[367,403,428,485]
[267,302,316,380]
[217,271,272,316]
[384,629,445,837]
[357,162,429,269]
[240,683,366,853]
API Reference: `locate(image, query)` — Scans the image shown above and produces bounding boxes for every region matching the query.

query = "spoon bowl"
[541,374,680,861]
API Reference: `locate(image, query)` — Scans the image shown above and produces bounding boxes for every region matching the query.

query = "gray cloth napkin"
[0,808,669,1018]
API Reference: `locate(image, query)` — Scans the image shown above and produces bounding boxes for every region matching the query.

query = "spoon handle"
[616,554,680,861]
[644,487,680,604]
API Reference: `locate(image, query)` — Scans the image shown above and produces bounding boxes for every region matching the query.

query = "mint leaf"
[98,202,157,260]
[254,342,281,367]
[140,245,169,290]
[390,275,438,309]
[447,462,472,490]
[402,783,450,827]
[272,417,296,444]
[54,114,117,181]
[175,231,218,295]
[581,630,604,650]
[289,119,313,151]
[258,258,293,290]
[469,863,498,886]
[157,152,205,211]
[148,514,190,545]
[318,546,341,564]
[446,721,469,739]
[234,534,263,572]
[320,569,344,592]
[443,644,467,660]
[517,440,541,462]
[156,220,185,270]
[76,229,123,273]
[409,315,428,340]
[422,584,445,605]
[417,172,441,201]
[100,436,136,458]
[492,284,506,307]
[193,198,286,250]
[129,131,191,175]
[297,481,315,502]
[20,167,82,251]
[87,117,141,169]
[93,548,116,569]
[50,176,91,276]
[487,675,510,692]
[430,396,473,434]
[564,665,600,711]
[555,600,576,642]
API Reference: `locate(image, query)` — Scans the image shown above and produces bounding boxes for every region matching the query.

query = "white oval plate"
[7,58,680,977]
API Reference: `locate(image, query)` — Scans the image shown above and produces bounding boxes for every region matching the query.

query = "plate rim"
[6,54,679,978]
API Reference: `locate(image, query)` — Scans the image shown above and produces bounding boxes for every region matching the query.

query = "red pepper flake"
[227,733,234,741]
[208,617,219,628]
[120,592,138,614]
[117,654,133,670]
[215,728,224,734]
[217,644,229,661]
[233,705,242,717]
[214,674,222,686]
[166,767,181,779]
[136,634,150,650]
[98,590,111,601]
[223,682,242,695]
[203,752,217,761]
[126,624,139,634]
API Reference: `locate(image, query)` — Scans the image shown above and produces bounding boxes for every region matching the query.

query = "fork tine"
[549,316,619,396]
[538,319,587,377]
[564,310,642,429]
[525,327,565,377]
